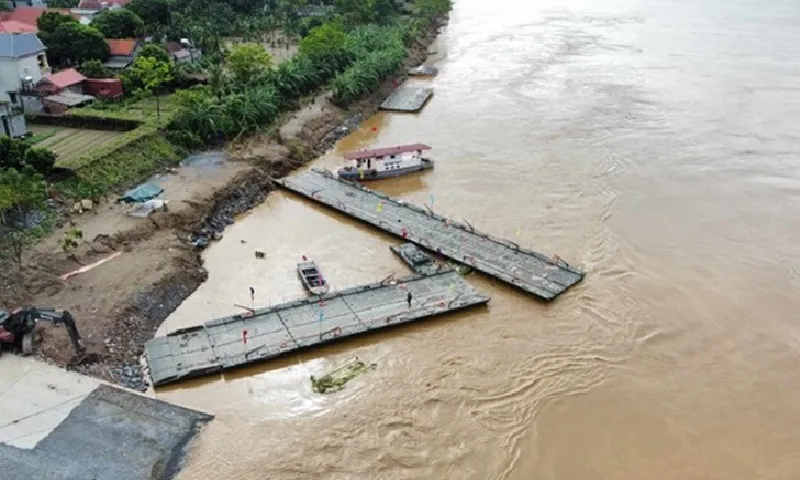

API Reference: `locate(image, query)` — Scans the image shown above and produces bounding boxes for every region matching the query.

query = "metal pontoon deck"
[276,169,584,301]
[145,270,489,387]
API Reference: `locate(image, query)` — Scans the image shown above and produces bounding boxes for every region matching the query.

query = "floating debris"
[446,260,473,276]
[311,357,376,394]
[408,65,438,77]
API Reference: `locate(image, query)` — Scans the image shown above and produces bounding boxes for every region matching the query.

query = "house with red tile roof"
[0,21,39,34]
[0,7,90,32]
[104,38,140,69]
[35,68,87,95]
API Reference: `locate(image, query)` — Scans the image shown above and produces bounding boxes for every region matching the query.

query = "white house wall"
[0,55,45,103]
[21,94,44,114]
[9,113,26,137]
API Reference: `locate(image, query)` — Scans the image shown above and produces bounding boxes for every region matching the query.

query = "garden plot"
[28,126,126,167]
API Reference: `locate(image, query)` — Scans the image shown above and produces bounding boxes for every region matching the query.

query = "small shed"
[42,93,95,113]
[84,78,123,100]
[103,38,139,69]
[165,41,201,63]
[36,68,86,95]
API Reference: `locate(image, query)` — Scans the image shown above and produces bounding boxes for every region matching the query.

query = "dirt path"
[0,18,445,390]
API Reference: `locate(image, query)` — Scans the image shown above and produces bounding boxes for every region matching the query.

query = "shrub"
[23,148,57,175]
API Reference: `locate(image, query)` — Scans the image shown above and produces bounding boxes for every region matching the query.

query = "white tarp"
[126,199,167,218]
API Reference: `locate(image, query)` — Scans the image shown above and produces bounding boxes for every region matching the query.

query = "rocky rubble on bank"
[113,363,149,391]
[188,175,271,249]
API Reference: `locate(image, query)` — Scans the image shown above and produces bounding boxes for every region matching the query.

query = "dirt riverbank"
[0,17,446,390]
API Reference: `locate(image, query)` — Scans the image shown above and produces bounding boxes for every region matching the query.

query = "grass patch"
[68,94,178,127]
[71,131,185,192]
[24,128,58,145]
[33,95,184,192]
[28,127,127,167]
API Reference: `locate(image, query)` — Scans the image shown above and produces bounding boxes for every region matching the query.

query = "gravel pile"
[113,363,149,392]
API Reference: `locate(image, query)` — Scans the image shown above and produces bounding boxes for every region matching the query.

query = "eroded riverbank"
[0,16,448,391]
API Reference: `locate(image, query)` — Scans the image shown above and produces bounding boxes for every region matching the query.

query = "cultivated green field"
[69,94,178,125]
[28,126,127,167]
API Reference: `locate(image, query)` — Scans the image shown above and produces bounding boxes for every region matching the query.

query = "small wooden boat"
[297,260,329,295]
[338,143,434,181]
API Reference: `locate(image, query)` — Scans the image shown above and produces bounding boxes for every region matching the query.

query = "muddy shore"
[0,17,446,391]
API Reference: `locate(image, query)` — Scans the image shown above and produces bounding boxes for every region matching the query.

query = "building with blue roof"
[0,32,48,137]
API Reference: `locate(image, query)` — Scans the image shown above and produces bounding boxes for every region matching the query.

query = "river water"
[158,0,800,478]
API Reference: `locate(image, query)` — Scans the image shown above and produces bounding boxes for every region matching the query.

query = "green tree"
[0,137,25,170]
[47,23,110,68]
[78,59,114,78]
[414,0,452,20]
[127,55,172,119]
[23,149,57,175]
[37,11,77,36]
[0,138,56,175]
[206,62,228,98]
[1,230,33,267]
[61,228,84,263]
[138,43,171,64]
[299,22,347,60]
[126,0,171,27]
[225,43,272,85]
[0,166,46,216]
[91,9,144,38]
[0,0,11,12]
[335,0,375,26]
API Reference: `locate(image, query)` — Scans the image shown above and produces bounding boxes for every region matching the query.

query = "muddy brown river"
[157,0,800,478]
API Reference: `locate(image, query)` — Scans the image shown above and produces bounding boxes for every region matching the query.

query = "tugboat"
[297,259,330,295]
[338,143,434,181]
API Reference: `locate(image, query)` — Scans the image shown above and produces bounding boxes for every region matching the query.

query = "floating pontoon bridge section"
[276,169,584,300]
[145,270,488,387]
[380,85,434,112]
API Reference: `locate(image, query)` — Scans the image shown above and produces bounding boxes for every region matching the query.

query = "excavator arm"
[28,308,85,356]
[0,307,85,356]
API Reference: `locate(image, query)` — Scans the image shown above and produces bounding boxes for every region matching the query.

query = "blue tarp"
[118,182,164,203]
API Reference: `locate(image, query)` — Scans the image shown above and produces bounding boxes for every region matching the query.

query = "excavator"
[0,307,85,357]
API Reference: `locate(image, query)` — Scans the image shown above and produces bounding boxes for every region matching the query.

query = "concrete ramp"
[145,270,489,387]
[0,355,212,480]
